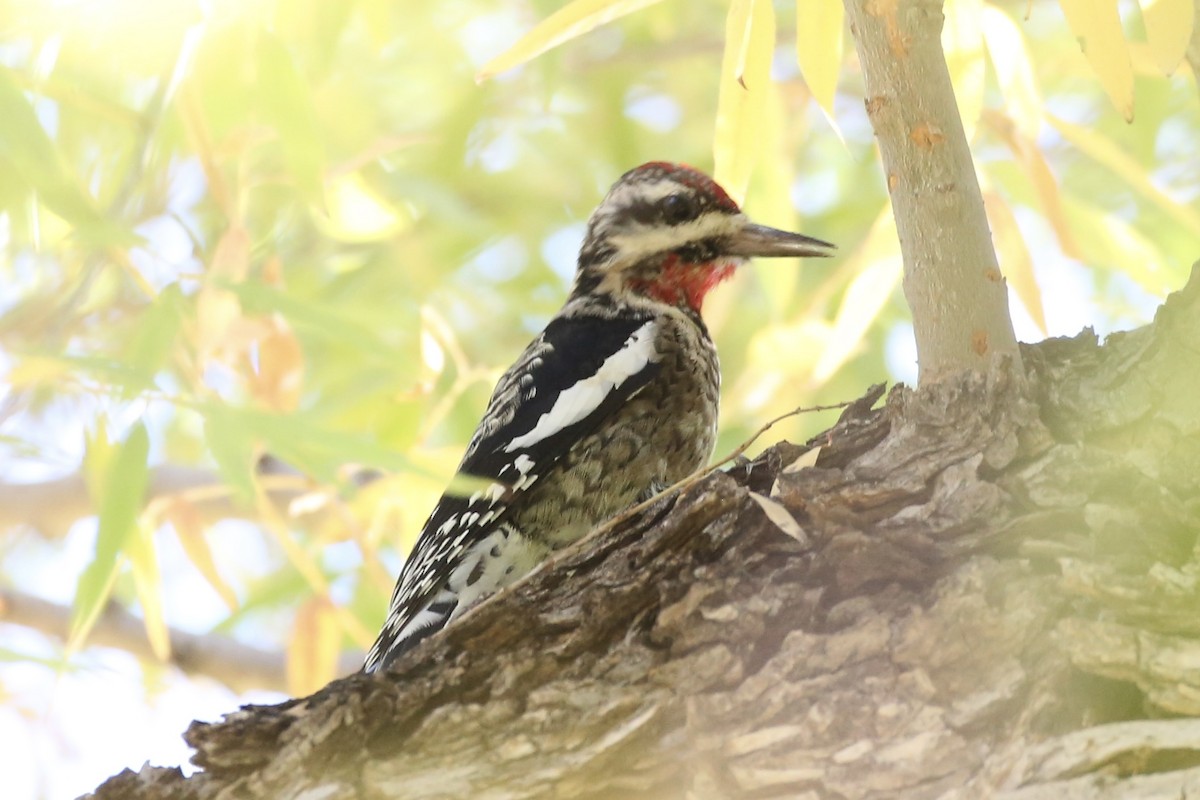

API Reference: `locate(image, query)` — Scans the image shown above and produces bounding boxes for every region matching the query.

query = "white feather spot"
[504,320,659,452]
[513,472,538,491]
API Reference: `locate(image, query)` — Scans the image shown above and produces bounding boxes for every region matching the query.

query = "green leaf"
[224,279,412,356]
[203,404,258,504]
[0,67,131,246]
[257,31,326,202]
[122,284,187,397]
[1049,114,1200,239]
[69,423,151,652]
[203,403,420,492]
[1064,196,1177,295]
[476,0,667,80]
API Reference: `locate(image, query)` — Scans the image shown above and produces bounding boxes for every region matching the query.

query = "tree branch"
[0,460,354,541]
[85,265,1200,799]
[845,0,1021,382]
[0,588,360,694]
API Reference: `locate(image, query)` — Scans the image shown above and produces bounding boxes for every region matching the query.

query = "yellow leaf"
[248,317,305,412]
[795,0,843,119]
[195,225,251,363]
[981,5,1043,140]
[1139,0,1194,74]
[167,498,239,612]
[812,206,902,384]
[942,0,985,141]
[985,111,1082,260]
[1058,0,1134,121]
[126,519,171,663]
[7,355,70,388]
[983,190,1045,334]
[714,0,776,204]
[476,0,667,81]
[287,598,341,696]
[209,224,251,281]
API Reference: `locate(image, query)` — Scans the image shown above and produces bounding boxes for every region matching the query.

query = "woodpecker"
[363,162,834,673]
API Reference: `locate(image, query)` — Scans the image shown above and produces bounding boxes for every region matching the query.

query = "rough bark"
[87,266,1200,799]
[846,0,1021,381]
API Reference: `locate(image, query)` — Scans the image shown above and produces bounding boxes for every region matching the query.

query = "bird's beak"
[724,222,836,259]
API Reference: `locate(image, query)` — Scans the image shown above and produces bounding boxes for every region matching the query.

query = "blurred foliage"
[0,0,1195,715]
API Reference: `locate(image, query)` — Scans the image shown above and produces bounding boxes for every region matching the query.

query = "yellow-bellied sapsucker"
[363,162,834,673]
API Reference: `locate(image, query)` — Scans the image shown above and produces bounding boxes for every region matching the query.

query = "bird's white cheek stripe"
[503,320,658,453]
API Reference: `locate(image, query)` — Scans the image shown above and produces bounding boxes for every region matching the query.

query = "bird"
[363,161,834,673]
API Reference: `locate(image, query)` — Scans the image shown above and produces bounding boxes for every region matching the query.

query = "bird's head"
[573,162,835,312]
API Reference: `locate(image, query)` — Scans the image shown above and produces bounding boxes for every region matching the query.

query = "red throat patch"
[634,254,737,312]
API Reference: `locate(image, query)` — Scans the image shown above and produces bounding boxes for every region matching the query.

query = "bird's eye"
[659,193,699,225]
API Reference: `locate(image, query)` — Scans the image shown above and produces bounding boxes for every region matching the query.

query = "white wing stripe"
[503,320,658,453]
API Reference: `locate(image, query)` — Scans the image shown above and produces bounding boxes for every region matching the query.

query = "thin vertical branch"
[844,0,1021,383]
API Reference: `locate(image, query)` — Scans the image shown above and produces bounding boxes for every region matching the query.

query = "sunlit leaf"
[319,172,410,242]
[1048,114,1200,239]
[1057,0,1134,121]
[981,5,1043,139]
[287,597,340,695]
[69,423,151,652]
[942,0,985,141]
[983,190,1045,334]
[812,206,902,384]
[167,498,240,612]
[476,0,667,80]
[714,0,775,204]
[1139,0,1194,75]
[795,0,843,120]
[985,111,1082,259]
[125,519,170,662]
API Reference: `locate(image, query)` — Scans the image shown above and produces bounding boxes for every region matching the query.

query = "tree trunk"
[87,264,1200,799]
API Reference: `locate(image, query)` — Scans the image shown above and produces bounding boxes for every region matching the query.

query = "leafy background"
[0,0,1195,796]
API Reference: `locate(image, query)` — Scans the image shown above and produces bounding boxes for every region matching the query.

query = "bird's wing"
[364,312,662,671]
